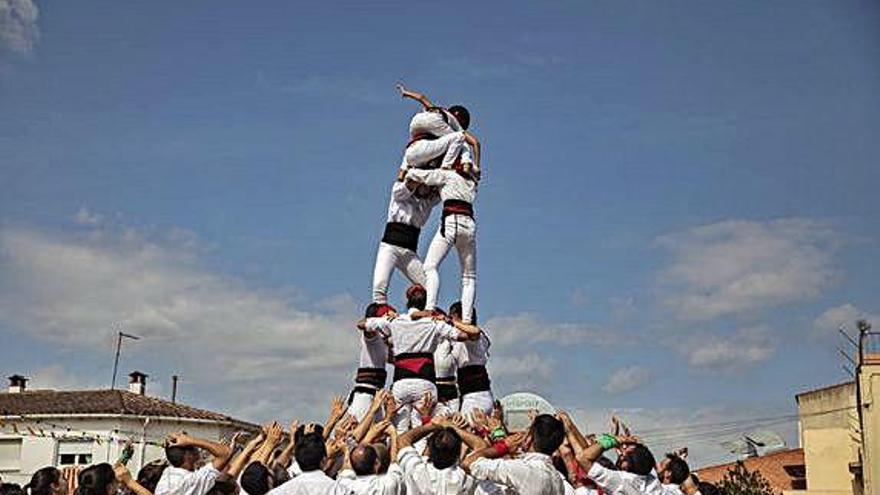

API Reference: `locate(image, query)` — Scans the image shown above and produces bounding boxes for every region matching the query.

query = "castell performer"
[359,284,481,432]
[348,302,395,422]
[449,301,494,419]
[404,131,480,324]
[396,83,477,177]
[371,177,439,304]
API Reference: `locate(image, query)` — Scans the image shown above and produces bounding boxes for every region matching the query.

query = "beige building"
[785,325,880,495]
[0,372,256,485]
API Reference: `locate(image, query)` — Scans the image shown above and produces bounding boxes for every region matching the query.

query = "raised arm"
[463,132,481,173]
[273,420,299,469]
[166,432,233,470]
[114,464,153,495]
[461,430,529,472]
[350,390,388,443]
[396,83,434,109]
[323,395,347,440]
[225,432,265,477]
[558,411,590,457]
[451,320,481,340]
[251,422,284,467]
[397,423,441,449]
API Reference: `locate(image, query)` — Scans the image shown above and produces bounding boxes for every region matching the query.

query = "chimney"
[128,371,147,395]
[8,375,28,393]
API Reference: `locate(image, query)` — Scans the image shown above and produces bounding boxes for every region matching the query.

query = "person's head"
[365,302,396,319]
[596,456,616,470]
[447,105,470,130]
[698,481,720,495]
[448,301,477,324]
[293,434,326,472]
[616,444,656,476]
[136,461,167,493]
[240,462,273,495]
[658,454,690,485]
[427,427,462,470]
[405,285,427,310]
[1,484,25,495]
[529,414,565,455]
[372,443,391,474]
[75,464,117,495]
[25,467,64,495]
[165,444,200,471]
[205,475,239,495]
[349,445,380,476]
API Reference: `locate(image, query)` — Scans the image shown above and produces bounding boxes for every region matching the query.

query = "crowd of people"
[0,87,726,495]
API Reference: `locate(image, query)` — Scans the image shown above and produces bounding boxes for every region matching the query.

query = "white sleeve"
[373,464,405,495]
[398,446,434,492]
[406,167,450,187]
[365,317,392,337]
[174,465,221,495]
[434,321,462,341]
[469,458,523,488]
[587,463,627,494]
[392,181,415,201]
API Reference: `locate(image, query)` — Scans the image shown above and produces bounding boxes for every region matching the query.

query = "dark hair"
[552,455,568,478]
[448,302,477,324]
[664,454,690,484]
[448,105,470,130]
[76,464,115,495]
[372,443,391,474]
[365,303,383,318]
[530,414,565,455]
[165,445,197,468]
[596,456,615,469]
[1,484,25,495]
[698,482,720,495]
[350,445,378,476]
[205,474,238,495]
[240,462,271,495]
[427,427,462,470]
[618,444,656,476]
[25,467,61,495]
[136,461,167,493]
[406,287,427,310]
[294,434,326,472]
[294,424,324,445]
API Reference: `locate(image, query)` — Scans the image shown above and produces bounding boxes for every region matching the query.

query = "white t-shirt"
[385,181,439,228]
[359,331,389,369]
[453,331,491,368]
[406,168,477,205]
[397,446,476,495]
[268,470,354,495]
[587,463,664,495]
[366,310,462,357]
[155,465,220,495]
[469,453,565,495]
[337,465,405,495]
[435,339,459,380]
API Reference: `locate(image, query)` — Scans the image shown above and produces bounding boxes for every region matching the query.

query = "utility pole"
[110,326,140,389]
[171,375,179,403]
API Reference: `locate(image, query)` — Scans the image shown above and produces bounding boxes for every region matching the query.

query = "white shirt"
[359,331,389,369]
[155,465,220,495]
[385,181,439,228]
[337,465,404,495]
[268,470,354,495]
[453,331,491,368]
[405,168,478,205]
[435,339,459,379]
[662,484,685,495]
[366,310,462,357]
[469,453,565,495]
[587,463,664,495]
[397,446,476,495]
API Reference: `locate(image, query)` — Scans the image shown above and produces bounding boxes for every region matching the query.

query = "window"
[57,441,93,466]
[0,438,22,469]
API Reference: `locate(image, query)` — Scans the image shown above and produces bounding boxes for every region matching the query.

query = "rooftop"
[695,448,805,493]
[0,389,255,428]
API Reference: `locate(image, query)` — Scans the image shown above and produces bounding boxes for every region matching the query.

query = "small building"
[0,372,256,484]
[695,448,806,492]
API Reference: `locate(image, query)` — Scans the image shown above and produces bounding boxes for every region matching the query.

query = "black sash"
[382,222,420,252]
[457,365,491,395]
[393,352,436,383]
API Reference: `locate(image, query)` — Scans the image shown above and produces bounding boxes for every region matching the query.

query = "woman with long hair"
[24,467,66,495]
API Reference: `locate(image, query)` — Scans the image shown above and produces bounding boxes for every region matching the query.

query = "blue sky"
[2,0,879,466]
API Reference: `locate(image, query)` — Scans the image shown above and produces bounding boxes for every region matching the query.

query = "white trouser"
[435,397,460,417]
[347,389,377,423]
[403,132,472,170]
[423,215,477,323]
[371,242,426,303]
[460,390,495,421]
[391,378,437,433]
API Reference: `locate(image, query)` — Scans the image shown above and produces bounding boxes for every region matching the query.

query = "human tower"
[347,84,493,434]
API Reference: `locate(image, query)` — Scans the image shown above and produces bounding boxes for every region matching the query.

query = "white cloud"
[73,206,104,226]
[657,218,837,321]
[0,0,39,55]
[485,313,628,348]
[0,223,361,420]
[813,303,879,337]
[603,366,652,395]
[684,326,776,370]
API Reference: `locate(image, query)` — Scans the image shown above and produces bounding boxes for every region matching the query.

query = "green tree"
[717,461,776,495]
